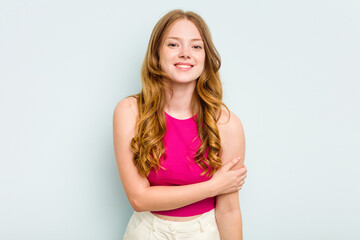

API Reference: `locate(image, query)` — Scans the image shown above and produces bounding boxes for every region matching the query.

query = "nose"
[178,46,191,59]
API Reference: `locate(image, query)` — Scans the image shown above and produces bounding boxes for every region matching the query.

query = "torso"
[127,96,232,222]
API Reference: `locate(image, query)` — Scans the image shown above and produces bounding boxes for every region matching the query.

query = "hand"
[210,157,247,196]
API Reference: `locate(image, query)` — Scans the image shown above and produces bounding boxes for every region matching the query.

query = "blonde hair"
[130,9,230,177]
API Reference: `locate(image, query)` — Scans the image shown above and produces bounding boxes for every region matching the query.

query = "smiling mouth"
[174,64,194,70]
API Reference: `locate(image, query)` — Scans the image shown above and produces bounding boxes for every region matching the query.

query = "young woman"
[113,9,247,240]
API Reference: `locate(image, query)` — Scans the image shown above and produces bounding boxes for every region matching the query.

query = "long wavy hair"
[129,9,230,177]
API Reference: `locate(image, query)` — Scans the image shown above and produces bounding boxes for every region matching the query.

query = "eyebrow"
[166,36,203,42]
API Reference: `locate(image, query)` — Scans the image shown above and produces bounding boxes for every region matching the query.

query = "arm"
[215,110,246,240]
[113,97,244,212]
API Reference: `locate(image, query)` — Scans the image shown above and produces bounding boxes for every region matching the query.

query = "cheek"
[160,50,174,66]
[197,53,206,69]
[159,51,168,70]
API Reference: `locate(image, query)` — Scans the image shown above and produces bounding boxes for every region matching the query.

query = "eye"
[193,45,202,49]
[168,43,178,47]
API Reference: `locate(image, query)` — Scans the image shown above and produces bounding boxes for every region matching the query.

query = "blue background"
[1,0,359,239]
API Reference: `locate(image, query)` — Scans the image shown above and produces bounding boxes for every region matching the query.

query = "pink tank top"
[147,111,215,217]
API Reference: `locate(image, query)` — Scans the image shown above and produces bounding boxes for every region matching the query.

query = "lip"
[174,62,194,67]
[174,62,194,71]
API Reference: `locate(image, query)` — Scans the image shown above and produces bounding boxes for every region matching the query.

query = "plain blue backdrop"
[0,0,359,239]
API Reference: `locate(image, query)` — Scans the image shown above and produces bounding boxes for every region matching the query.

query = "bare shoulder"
[114,96,138,118]
[113,96,138,166]
[113,96,138,127]
[217,105,246,166]
[217,106,244,135]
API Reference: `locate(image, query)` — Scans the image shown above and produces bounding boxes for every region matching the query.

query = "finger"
[222,157,241,171]
[232,168,247,177]
[239,167,247,175]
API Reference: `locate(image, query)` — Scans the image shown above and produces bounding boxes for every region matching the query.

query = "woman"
[113,9,247,240]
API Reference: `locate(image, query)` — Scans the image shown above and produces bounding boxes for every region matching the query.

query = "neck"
[163,80,199,117]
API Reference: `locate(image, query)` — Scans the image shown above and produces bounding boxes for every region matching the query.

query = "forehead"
[164,19,202,40]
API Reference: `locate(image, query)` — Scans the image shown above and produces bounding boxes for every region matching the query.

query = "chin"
[171,77,198,84]
[169,74,201,83]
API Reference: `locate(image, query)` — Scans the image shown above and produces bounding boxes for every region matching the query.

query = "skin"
[215,109,245,239]
[113,19,246,238]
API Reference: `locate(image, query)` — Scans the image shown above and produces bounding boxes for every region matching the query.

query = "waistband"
[134,209,216,234]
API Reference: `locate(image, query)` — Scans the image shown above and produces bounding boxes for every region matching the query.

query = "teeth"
[176,65,192,68]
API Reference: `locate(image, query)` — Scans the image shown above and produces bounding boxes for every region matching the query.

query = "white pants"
[123,209,221,240]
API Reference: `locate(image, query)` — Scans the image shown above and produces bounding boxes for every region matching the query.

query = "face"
[159,19,205,84]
